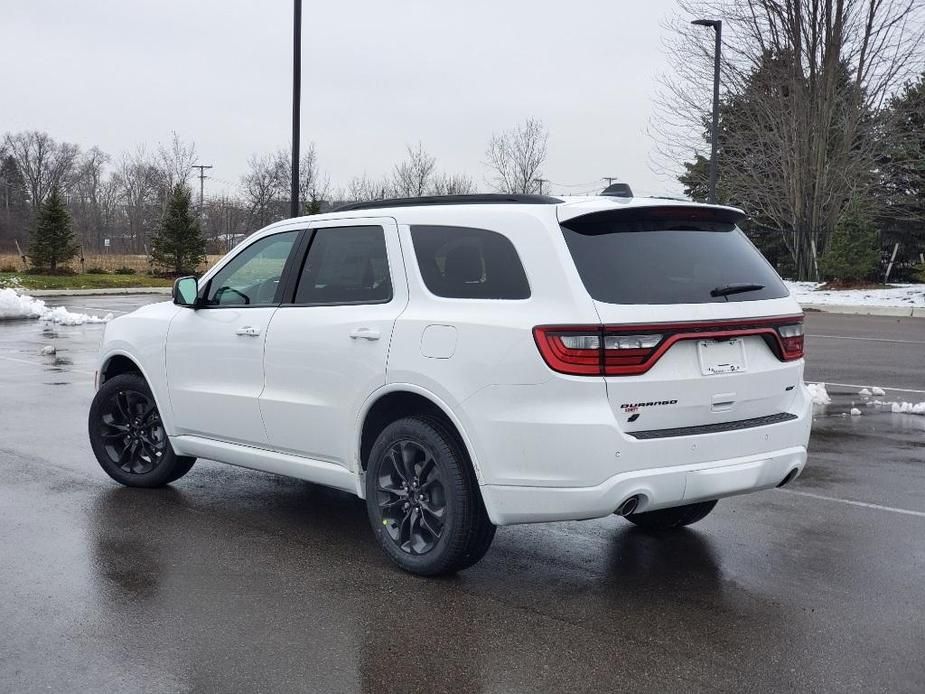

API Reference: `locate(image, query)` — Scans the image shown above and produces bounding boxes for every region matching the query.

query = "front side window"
[410,225,530,299]
[293,226,392,305]
[205,231,298,306]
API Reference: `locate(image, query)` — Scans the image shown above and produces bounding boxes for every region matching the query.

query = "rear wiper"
[710,282,765,298]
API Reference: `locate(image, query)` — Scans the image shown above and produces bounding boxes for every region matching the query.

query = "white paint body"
[96,197,812,525]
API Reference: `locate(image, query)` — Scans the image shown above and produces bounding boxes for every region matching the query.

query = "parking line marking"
[814,381,925,395]
[779,489,925,518]
[0,353,95,376]
[807,334,925,345]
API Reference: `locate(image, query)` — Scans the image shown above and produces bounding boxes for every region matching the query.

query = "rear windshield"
[561,215,788,304]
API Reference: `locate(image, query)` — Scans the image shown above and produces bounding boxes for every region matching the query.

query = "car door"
[166,229,302,446]
[260,218,407,468]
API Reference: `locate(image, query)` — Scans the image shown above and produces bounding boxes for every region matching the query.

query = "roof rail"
[332,193,563,212]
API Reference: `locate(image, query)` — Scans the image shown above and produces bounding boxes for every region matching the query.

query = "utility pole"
[603,177,621,186]
[291,0,302,218]
[533,178,549,195]
[191,164,212,222]
[691,18,722,204]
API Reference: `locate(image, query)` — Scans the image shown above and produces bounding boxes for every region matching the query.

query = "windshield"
[560,216,788,305]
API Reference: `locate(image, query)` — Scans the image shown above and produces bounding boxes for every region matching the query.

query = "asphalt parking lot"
[1,296,923,693]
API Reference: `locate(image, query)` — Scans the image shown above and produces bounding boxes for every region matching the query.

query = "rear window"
[410,225,530,299]
[561,212,788,304]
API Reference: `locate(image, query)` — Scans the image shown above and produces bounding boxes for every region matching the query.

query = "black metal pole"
[708,21,722,204]
[290,0,302,218]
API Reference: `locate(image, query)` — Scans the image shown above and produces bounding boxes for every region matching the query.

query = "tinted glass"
[206,231,298,306]
[410,225,530,299]
[294,226,392,304]
[561,218,788,304]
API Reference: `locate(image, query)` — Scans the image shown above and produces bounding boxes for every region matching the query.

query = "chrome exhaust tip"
[615,495,640,517]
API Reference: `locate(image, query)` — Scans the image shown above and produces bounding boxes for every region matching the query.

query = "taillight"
[532,326,602,375]
[535,315,804,376]
[602,331,664,375]
[775,321,805,360]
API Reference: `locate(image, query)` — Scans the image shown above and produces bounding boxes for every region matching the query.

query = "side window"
[293,225,392,305]
[410,225,530,299]
[205,231,299,307]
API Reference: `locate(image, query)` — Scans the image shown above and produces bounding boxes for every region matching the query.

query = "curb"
[26,287,172,297]
[800,303,924,318]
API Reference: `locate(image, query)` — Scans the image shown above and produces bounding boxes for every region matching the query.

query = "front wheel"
[88,373,195,487]
[365,416,495,576]
[625,500,717,530]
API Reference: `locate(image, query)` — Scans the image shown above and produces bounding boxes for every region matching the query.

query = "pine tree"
[151,183,206,275]
[820,198,881,284]
[29,187,78,273]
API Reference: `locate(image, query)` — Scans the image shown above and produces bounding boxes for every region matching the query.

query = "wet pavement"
[1,297,923,693]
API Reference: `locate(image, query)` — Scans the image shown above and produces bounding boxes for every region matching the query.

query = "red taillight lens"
[775,321,805,360]
[533,326,602,375]
[602,332,663,375]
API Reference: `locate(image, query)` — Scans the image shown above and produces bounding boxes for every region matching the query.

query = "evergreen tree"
[151,183,206,275]
[820,198,881,284]
[29,187,78,272]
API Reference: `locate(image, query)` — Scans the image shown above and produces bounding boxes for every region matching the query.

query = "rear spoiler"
[558,203,748,229]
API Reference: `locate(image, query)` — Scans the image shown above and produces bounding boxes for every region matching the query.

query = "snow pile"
[850,408,862,416]
[871,386,886,396]
[785,281,925,308]
[806,382,831,405]
[858,388,872,397]
[0,288,112,325]
[890,401,925,415]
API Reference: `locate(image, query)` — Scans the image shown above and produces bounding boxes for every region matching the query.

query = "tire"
[365,416,495,576]
[625,500,718,530]
[88,373,195,488]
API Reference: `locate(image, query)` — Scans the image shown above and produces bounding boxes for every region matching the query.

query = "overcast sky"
[3,0,689,199]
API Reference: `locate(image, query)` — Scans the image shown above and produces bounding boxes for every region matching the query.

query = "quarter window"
[293,226,392,304]
[410,225,530,299]
[205,231,298,306]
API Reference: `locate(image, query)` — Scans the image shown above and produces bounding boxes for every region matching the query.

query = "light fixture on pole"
[691,18,722,204]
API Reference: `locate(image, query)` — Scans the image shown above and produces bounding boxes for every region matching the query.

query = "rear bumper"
[481,445,806,525]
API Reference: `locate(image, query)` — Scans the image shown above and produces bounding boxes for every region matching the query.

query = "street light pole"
[290,0,302,218]
[692,19,722,204]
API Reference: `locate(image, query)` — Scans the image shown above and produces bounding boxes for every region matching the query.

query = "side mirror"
[173,276,199,307]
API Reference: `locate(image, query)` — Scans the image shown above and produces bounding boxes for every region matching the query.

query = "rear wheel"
[365,416,495,576]
[88,373,195,487]
[625,500,717,530]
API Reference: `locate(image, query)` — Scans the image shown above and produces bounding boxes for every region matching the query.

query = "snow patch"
[858,388,872,397]
[784,281,925,308]
[0,288,112,325]
[40,345,56,355]
[806,382,831,405]
[850,408,862,416]
[890,401,925,415]
[871,386,886,397]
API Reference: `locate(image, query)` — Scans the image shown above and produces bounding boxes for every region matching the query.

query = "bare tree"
[116,147,160,252]
[430,172,476,196]
[484,119,549,194]
[71,147,110,251]
[391,143,437,197]
[3,130,79,210]
[156,132,197,192]
[271,142,331,212]
[241,153,283,229]
[653,0,924,279]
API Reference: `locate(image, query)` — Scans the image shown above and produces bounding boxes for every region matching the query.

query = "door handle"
[235,326,261,337]
[349,327,380,341]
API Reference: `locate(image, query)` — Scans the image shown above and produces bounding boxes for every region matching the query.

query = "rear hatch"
[554,202,804,437]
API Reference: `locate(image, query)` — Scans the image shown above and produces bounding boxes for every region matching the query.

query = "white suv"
[89,194,812,575]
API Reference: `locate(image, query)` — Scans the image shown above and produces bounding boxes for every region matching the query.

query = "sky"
[2,0,691,200]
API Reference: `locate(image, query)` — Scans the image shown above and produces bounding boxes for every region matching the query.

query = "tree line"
[0,119,551,262]
[657,0,924,282]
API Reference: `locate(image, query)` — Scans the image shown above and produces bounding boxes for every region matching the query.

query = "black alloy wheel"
[88,373,195,487]
[98,387,166,474]
[376,439,447,555]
